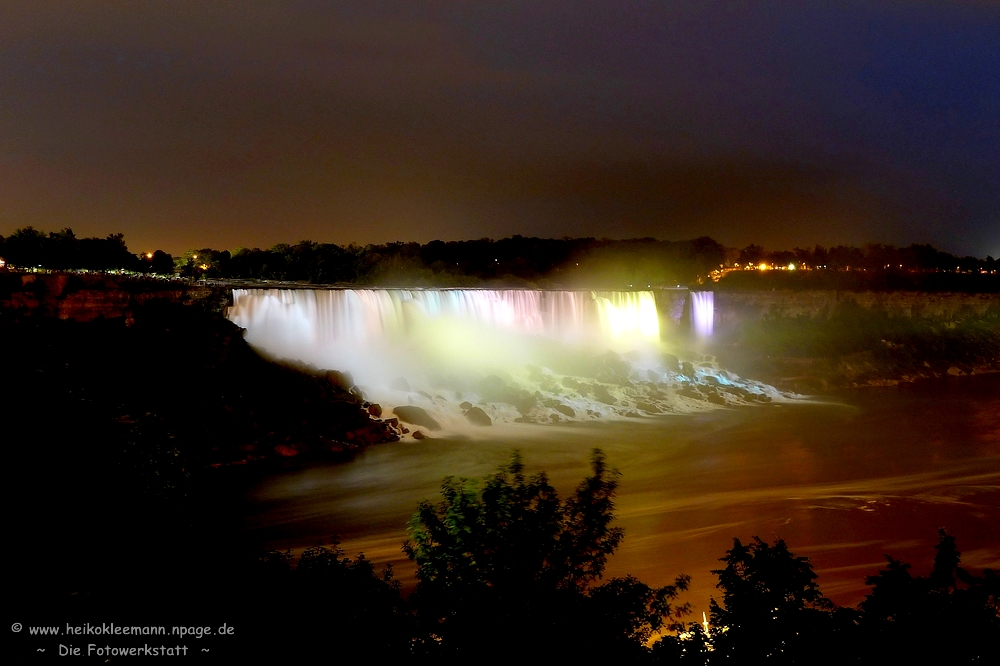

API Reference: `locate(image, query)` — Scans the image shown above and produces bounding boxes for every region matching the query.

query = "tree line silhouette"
[4,225,996,290]
[736,242,996,273]
[0,226,175,273]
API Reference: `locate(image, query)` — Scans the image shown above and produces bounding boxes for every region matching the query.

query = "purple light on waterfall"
[691,291,714,338]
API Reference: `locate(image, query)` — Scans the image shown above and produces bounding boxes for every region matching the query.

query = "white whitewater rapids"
[227,288,786,435]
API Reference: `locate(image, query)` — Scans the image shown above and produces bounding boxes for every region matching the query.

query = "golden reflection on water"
[244,375,1000,614]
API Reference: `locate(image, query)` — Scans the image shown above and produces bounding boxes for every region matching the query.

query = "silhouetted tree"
[241,542,411,659]
[148,250,175,275]
[738,243,766,265]
[404,449,689,660]
[707,537,838,663]
[860,529,1000,663]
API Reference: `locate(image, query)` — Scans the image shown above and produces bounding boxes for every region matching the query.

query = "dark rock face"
[593,385,617,405]
[392,405,441,431]
[463,406,492,426]
[0,272,225,323]
[661,353,681,373]
[595,352,632,386]
[326,370,354,390]
[554,404,576,417]
[704,390,727,405]
[678,386,701,399]
[1,297,401,474]
[561,377,582,391]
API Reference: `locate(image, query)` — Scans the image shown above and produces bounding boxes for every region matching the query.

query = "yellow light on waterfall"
[639,295,659,338]
[593,292,660,341]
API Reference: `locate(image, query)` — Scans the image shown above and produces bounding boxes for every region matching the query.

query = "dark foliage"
[859,529,1000,663]
[0,226,173,273]
[238,543,411,659]
[211,235,728,287]
[719,242,998,293]
[732,242,996,274]
[5,225,996,290]
[404,450,690,660]
[653,531,998,665]
[704,537,844,663]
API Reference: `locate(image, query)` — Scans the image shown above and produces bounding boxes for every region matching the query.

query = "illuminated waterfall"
[229,288,659,346]
[227,287,767,430]
[228,288,660,385]
[691,291,714,338]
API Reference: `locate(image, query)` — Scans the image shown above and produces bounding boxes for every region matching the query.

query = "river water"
[241,373,1000,613]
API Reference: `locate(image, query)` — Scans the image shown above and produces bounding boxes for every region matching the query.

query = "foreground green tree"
[705,537,846,664]
[404,449,690,660]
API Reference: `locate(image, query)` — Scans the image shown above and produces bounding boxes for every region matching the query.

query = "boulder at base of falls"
[704,389,727,405]
[554,404,576,417]
[326,370,354,390]
[661,354,681,373]
[393,405,441,431]
[463,406,492,426]
[593,385,617,405]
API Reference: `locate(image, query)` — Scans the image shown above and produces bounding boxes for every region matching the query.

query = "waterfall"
[227,288,661,360]
[691,291,714,338]
[227,287,655,405]
[226,287,772,431]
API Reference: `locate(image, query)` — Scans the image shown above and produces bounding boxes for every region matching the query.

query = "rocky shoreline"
[726,354,1000,394]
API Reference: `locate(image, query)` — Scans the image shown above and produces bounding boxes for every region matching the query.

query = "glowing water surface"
[242,374,1000,613]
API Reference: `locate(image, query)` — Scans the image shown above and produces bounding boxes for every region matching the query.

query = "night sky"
[2,1,998,257]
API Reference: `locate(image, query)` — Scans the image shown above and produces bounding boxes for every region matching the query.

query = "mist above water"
[228,288,787,435]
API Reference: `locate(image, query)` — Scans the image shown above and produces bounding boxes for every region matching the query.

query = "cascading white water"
[228,289,661,379]
[691,291,714,338]
[228,287,778,433]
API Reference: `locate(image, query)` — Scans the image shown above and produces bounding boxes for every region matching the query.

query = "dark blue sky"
[1,1,997,256]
